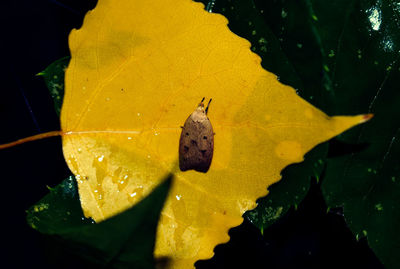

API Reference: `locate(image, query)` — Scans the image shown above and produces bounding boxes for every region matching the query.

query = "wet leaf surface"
[27,174,172,268]
[37,56,70,116]
[198,0,400,267]
[61,0,367,267]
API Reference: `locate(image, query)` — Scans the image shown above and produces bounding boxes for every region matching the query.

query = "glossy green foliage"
[27,174,172,268]
[37,56,70,116]
[197,0,400,268]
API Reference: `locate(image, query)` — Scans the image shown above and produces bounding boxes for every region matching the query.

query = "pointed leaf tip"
[362,113,374,122]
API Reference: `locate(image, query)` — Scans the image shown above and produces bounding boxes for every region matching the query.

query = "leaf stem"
[0,131,63,150]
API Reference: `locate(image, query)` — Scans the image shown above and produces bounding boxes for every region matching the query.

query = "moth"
[179,98,214,173]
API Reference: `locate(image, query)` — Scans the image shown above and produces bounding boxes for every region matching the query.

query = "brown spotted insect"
[179,98,214,173]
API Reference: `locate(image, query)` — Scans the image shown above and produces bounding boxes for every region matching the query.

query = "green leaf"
[37,56,70,116]
[197,0,328,234]
[245,143,328,234]
[27,174,173,268]
[27,176,93,232]
[199,0,400,268]
[313,1,400,268]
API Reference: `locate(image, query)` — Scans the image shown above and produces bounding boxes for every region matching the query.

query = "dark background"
[0,1,384,268]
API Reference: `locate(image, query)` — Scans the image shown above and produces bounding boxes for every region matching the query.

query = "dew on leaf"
[357,49,362,59]
[382,37,394,52]
[375,203,383,211]
[367,6,381,31]
[258,37,267,45]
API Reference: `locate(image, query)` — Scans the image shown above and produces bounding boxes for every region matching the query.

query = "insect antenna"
[205,98,212,114]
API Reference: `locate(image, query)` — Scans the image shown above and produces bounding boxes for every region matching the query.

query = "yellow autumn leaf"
[61,0,370,267]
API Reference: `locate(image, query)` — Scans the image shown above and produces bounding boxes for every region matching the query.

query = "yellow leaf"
[61,0,370,267]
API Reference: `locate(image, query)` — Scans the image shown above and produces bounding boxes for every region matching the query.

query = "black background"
[0,1,384,268]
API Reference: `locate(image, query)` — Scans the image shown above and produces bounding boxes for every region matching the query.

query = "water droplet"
[77,148,82,153]
[176,195,182,200]
[127,136,132,140]
[258,38,267,45]
[367,6,381,31]
[105,97,110,101]
[248,21,252,26]
[311,14,318,21]
[281,9,287,18]
[383,37,394,52]
[98,155,104,162]
[375,203,383,211]
[328,50,335,57]
[251,30,257,35]
[323,65,330,72]
[367,168,372,172]
[130,192,137,197]
[357,49,362,59]
[297,43,303,49]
